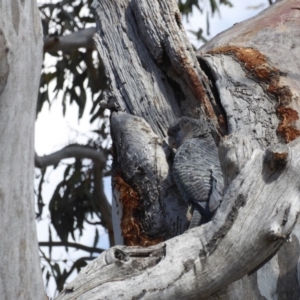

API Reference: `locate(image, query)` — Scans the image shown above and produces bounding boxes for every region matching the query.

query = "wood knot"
[114,248,129,261]
[264,144,288,172]
[105,247,129,265]
[267,223,287,242]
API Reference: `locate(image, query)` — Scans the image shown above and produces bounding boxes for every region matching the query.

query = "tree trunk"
[0,1,44,299]
[56,0,300,299]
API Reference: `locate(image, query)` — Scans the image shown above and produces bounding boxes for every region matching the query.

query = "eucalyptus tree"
[37,0,233,293]
[54,0,300,299]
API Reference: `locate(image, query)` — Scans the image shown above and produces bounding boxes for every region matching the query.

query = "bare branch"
[35,144,106,168]
[39,241,105,254]
[43,27,96,54]
[57,136,300,300]
[38,0,72,10]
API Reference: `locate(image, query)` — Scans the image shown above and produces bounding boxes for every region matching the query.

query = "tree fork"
[57,0,300,299]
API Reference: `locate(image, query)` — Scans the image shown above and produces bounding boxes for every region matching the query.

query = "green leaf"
[92,228,99,252]
[210,0,219,15]
[63,164,72,179]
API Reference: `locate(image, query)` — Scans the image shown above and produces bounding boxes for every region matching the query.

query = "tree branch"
[38,0,72,10]
[56,132,300,300]
[39,241,105,254]
[35,144,106,169]
[43,27,96,54]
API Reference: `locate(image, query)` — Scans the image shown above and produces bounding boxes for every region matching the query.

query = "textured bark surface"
[0,1,45,299]
[56,0,300,299]
[93,0,224,132]
[93,0,225,246]
[198,1,300,145]
[197,2,300,298]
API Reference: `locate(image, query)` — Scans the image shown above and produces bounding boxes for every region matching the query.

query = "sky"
[35,0,269,297]
[184,0,268,48]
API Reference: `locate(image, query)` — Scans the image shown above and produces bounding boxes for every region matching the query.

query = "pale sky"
[35,1,269,297]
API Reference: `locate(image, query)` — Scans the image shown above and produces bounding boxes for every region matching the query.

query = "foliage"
[178,0,232,38]
[38,0,108,119]
[178,0,232,16]
[50,158,95,241]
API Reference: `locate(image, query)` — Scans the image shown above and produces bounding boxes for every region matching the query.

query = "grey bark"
[56,0,300,299]
[197,2,300,298]
[0,1,45,300]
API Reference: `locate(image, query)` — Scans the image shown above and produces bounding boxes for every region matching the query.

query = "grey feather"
[168,117,224,228]
[188,207,202,229]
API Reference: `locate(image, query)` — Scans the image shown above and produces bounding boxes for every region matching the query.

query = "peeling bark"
[56,0,300,299]
[198,1,300,144]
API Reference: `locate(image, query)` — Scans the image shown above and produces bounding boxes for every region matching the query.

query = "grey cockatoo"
[168,116,224,228]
